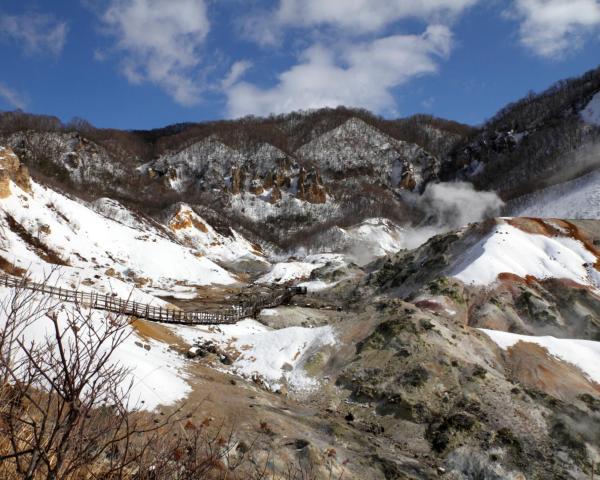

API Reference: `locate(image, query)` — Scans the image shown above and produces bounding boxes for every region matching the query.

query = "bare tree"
[0,278,173,479]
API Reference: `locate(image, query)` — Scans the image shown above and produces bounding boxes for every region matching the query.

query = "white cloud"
[226,25,452,118]
[0,13,68,56]
[0,83,28,110]
[221,60,252,90]
[276,0,479,32]
[508,0,600,57]
[99,0,210,106]
[242,0,478,45]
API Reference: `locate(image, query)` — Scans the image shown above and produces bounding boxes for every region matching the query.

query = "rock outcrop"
[0,146,31,197]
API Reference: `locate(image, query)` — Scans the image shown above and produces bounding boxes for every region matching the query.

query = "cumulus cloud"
[0,83,28,110]
[507,0,600,57]
[0,13,68,56]
[242,0,478,45]
[99,0,210,106]
[276,0,479,33]
[226,25,452,118]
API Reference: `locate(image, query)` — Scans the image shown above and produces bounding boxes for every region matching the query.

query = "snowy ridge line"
[0,274,300,325]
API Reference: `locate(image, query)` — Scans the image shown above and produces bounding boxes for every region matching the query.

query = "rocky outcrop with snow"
[0,146,31,197]
[296,118,439,191]
[167,203,269,272]
[149,135,246,191]
[0,151,238,292]
[3,131,131,193]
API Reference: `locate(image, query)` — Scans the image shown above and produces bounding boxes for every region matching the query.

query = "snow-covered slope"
[0,169,237,290]
[170,319,337,392]
[167,204,268,268]
[508,169,600,219]
[0,286,190,411]
[257,254,344,284]
[336,217,404,263]
[481,329,600,384]
[451,218,600,288]
[582,91,600,126]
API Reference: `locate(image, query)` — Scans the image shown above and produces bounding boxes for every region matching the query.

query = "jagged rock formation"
[0,146,31,197]
[2,131,132,195]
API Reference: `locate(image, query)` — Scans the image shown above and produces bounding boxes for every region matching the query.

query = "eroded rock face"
[0,170,10,198]
[230,166,246,194]
[296,168,327,204]
[0,146,32,197]
[270,184,282,203]
[4,131,128,194]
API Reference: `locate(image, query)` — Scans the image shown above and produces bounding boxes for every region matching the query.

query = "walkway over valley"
[0,274,305,325]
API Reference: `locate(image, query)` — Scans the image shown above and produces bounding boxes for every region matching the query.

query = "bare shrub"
[0,279,172,479]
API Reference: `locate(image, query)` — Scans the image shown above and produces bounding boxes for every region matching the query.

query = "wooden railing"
[0,274,296,325]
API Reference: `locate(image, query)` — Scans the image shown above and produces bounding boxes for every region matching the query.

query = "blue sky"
[1,0,600,130]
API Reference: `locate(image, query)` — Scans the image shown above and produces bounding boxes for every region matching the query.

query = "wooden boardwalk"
[0,274,299,325]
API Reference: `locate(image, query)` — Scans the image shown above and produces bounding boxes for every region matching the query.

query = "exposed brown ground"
[126,303,384,478]
[504,341,600,401]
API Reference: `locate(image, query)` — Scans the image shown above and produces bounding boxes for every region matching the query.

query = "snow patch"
[509,169,600,219]
[169,319,337,392]
[452,221,600,287]
[582,91,600,126]
[481,329,600,384]
[257,253,346,284]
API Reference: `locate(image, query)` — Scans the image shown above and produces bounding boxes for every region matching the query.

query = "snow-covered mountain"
[2,108,468,252]
[295,117,439,191]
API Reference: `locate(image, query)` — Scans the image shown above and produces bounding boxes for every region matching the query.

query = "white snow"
[257,261,317,284]
[168,319,337,392]
[167,204,268,266]
[257,253,346,284]
[452,220,600,287]
[298,279,340,292]
[112,334,190,410]
[229,190,340,223]
[509,169,600,219]
[9,262,167,306]
[481,328,600,384]
[581,91,600,126]
[0,287,190,411]
[0,180,237,290]
[338,217,404,263]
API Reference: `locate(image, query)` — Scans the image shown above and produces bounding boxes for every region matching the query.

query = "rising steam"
[402,181,504,249]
